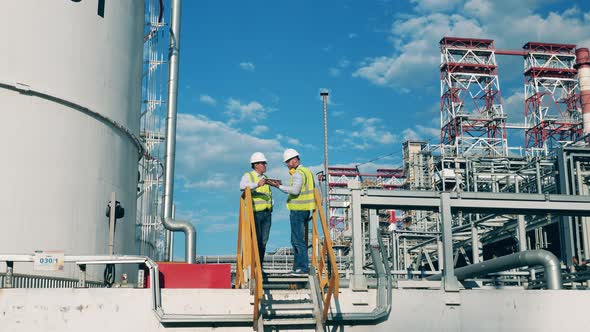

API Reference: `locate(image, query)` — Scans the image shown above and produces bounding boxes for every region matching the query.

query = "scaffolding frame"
[136,0,169,261]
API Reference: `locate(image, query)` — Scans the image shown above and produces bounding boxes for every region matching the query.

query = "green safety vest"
[286,166,316,211]
[247,171,272,211]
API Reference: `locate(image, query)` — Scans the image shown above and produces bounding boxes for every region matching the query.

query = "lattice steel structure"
[524,42,581,156]
[326,167,404,244]
[440,37,508,157]
[136,0,169,260]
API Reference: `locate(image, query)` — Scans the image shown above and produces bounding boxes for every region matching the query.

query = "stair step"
[265,290,312,301]
[265,299,313,306]
[266,302,315,310]
[263,317,317,326]
[266,276,309,283]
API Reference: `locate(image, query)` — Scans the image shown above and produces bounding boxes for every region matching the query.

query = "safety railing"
[0,255,157,294]
[235,188,264,329]
[0,273,102,288]
[311,188,340,322]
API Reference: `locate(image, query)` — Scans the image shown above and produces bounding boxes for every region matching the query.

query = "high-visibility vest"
[246,171,272,211]
[286,165,316,211]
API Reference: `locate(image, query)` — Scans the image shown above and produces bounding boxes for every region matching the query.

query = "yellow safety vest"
[247,171,272,211]
[286,166,316,211]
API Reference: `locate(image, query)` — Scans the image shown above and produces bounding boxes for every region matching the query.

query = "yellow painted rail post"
[236,188,265,330]
[313,189,340,322]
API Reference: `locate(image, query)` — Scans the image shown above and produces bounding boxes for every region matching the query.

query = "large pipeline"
[575,48,590,135]
[162,0,196,263]
[427,249,562,290]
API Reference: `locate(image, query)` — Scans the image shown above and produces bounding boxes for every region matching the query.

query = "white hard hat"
[250,152,267,164]
[283,148,299,162]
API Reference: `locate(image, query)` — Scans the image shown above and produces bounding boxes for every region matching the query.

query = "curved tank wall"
[0,1,144,278]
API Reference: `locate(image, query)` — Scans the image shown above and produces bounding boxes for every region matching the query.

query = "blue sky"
[169,0,590,258]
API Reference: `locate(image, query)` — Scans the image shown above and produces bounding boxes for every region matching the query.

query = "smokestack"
[575,48,590,135]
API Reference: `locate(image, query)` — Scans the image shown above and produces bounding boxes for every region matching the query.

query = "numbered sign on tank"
[33,251,65,271]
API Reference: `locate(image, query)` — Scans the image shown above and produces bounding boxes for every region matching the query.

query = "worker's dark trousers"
[290,210,310,273]
[254,210,272,269]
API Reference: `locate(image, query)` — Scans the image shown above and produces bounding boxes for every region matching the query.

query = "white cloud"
[410,0,463,12]
[402,128,420,141]
[348,33,358,39]
[199,94,216,106]
[354,1,590,90]
[176,113,284,191]
[400,125,439,143]
[335,117,398,150]
[184,173,227,189]
[502,90,525,119]
[416,125,440,139]
[276,134,315,150]
[253,125,269,134]
[354,13,484,89]
[239,62,255,71]
[225,98,271,124]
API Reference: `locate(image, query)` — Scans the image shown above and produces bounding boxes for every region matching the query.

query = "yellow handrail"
[235,188,264,329]
[310,188,340,322]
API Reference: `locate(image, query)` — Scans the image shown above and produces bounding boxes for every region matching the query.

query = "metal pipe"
[575,48,590,135]
[327,232,391,323]
[162,0,196,263]
[427,249,562,290]
[515,179,527,252]
[321,91,330,225]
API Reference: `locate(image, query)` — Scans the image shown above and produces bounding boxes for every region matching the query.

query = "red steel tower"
[524,42,581,156]
[440,37,508,157]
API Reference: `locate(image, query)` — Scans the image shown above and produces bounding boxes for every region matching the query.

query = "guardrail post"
[440,192,461,291]
[78,264,87,288]
[137,264,145,288]
[5,261,14,288]
[350,183,367,290]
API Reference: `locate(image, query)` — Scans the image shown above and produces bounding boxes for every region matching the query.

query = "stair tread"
[265,277,309,282]
[265,310,315,316]
[265,302,315,309]
[263,317,317,325]
[264,299,313,305]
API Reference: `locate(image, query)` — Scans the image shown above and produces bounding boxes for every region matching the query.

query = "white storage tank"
[0,1,144,277]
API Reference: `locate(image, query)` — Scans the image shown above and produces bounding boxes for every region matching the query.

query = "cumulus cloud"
[276,134,315,150]
[239,62,255,71]
[184,173,227,189]
[354,1,590,90]
[224,98,271,124]
[410,0,463,12]
[199,94,216,106]
[176,113,284,191]
[502,90,525,119]
[335,117,398,150]
[253,125,269,134]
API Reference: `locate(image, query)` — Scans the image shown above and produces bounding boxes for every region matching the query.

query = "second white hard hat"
[283,148,299,162]
[250,152,267,164]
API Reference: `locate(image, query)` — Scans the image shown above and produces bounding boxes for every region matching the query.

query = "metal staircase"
[259,274,323,331]
[237,188,339,331]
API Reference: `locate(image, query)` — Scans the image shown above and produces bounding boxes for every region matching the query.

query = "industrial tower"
[440,37,508,157]
[523,42,581,156]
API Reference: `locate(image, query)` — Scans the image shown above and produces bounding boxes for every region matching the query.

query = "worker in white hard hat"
[240,152,273,274]
[267,148,316,276]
